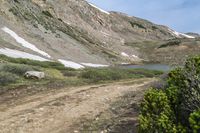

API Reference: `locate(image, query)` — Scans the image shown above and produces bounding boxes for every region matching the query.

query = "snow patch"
[168,28,195,39]
[58,59,84,69]
[1,27,51,58]
[121,52,129,57]
[81,63,109,67]
[132,55,139,59]
[89,3,110,15]
[0,48,49,61]
[179,33,195,39]
[121,62,129,65]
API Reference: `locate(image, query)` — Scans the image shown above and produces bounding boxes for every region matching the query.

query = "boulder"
[24,71,45,79]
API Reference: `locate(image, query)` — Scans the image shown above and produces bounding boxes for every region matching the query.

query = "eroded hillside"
[0,0,198,68]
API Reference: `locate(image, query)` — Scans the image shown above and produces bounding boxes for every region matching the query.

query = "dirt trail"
[0,78,154,133]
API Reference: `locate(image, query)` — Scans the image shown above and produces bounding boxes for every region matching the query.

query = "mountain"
[186,32,200,38]
[0,0,197,68]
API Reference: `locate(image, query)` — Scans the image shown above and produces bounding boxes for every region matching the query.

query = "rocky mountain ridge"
[0,0,196,68]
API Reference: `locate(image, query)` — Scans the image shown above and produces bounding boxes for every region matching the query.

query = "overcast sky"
[87,0,200,33]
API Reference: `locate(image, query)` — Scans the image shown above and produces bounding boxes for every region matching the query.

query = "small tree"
[167,56,200,125]
[189,109,200,133]
[139,89,176,133]
[139,56,200,132]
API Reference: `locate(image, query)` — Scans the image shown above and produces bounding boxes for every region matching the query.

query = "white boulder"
[24,71,45,79]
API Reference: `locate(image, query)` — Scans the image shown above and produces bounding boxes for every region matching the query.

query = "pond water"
[120,64,171,71]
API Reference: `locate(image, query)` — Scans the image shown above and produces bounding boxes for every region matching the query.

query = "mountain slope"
[0,0,196,68]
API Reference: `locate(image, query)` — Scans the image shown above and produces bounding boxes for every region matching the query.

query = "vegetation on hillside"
[158,39,181,48]
[139,56,200,132]
[0,55,162,88]
[80,68,162,83]
[0,55,67,70]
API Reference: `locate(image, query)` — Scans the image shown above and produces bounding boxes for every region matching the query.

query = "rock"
[24,71,45,79]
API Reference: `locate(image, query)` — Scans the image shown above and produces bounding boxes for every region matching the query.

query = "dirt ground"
[0,78,154,133]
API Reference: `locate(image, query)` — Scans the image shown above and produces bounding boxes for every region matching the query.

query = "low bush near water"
[80,68,162,83]
[139,56,200,132]
[80,68,126,82]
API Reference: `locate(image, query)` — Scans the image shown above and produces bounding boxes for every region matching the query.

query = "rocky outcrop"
[24,71,45,79]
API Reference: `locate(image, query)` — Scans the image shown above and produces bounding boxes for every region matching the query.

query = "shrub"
[139,55,200,132]
[0,55,66,70]
[80,68,125,82]
[1,63,34,75]
[189,109,200,133]
[128,69,163,78]
[139,89,176,133]
[0,72,19,85]
[44,68,64,79]
[62,70,79,77]
[80,68,162,83]
[167,57,200,125]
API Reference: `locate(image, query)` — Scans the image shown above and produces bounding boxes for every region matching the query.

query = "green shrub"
[1,63,35,75]
[128,69,163,78]
[139,89,176,133]
[80,68,125,82]
[80,68,162,83]
[0,72,19,86]
[167,57,200,125]
[139,55,200,132]
[62,70,79,77]
[44,68,64,79]
[0,55,66,70]
[189,109,200,133]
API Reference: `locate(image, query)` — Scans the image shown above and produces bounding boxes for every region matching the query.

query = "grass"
[0,72,19,86]
[80,68,162,83]
[0,55,68,70]
[43,68,65,79]
[0,55,163,88]
[0,63,36,75]
[125,40,161,50]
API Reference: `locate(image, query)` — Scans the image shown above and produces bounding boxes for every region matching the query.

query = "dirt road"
[0,78,154,133]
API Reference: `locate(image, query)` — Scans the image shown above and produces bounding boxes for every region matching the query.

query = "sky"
[87,0,200,33]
